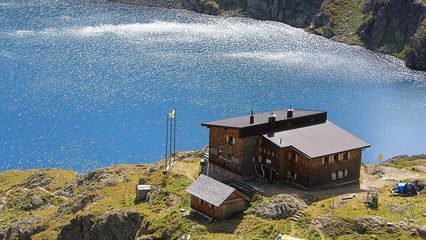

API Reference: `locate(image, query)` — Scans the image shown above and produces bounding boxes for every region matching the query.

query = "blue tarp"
[394,182,417,195]
[397,182,407,192]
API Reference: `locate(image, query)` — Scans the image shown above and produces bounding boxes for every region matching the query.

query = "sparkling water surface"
[1,0,425,172]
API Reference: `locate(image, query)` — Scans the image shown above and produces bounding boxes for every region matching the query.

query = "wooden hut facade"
[202,108,370,189]
[186,174,247,220]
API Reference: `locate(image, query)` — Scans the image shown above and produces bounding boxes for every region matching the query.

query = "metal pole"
[165,114,169,171]
[169,110,172,169]
[173,108,176,162]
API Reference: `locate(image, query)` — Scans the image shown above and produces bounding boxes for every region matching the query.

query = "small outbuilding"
[186,174,247,220]
[136,184,151,202]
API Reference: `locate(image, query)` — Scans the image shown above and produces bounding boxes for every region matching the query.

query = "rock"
[246,0,323,28]
[59,169,129,197]
[385,222,399,233]
[359,0,425,70]
[58,209,143,240]
[1,216,46,240]
[57,194,98,214]
[413,166,426,173]
[22,173,52,189]
[311,215,354,237]
[323,27,334,38]
[354,216,385,233]
[251,194,306,219]
[9,191,48,211]
[417,225,426,238]
[406,19,426,71]
[182,0,220,15]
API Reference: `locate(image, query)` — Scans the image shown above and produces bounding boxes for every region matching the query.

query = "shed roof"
[137,185,151,191]
[186,174,236,207]
[201,109,324,129]
[263,121,370,158]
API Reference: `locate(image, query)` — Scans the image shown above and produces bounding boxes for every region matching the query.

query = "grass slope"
[1,156,425,239]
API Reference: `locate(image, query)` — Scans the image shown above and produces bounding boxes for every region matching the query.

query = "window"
[209,204,214,209]
[199,199,206,204]
[227,136,236,145]
[293,172,298,180]
[266,159,272,164]
[333,154,339,162]
[323,156,329,164]
[338,171,344,179]
[331,172,337,181]
[272,152,275,157]
[290,152,297,161]
[342,152,349,160]
[344,169,348,177]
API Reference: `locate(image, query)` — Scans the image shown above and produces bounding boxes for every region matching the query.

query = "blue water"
[1,0,425,172]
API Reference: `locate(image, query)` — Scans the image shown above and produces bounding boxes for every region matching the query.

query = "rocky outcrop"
[245,0,324,28]
[359,0,426,70]
[360,0,424,51]
[182,0,221,15]
[0,216,46,240]
[354,216,386,233]
[251,194,306,219]
[311,215,355,237]
[406,19,426,71]
[22,173,52,189]
[58,209,143,240]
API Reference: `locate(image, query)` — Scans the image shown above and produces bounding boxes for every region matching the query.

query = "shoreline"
[105,0,426,72]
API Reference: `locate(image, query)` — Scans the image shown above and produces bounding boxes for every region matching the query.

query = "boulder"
[354,216,385,233]
[58,209,143,240]
[311,215,354,237]
[22,173,52,189]
[385,222,399,233]
[417,225,426,238]
[251,194,306,219]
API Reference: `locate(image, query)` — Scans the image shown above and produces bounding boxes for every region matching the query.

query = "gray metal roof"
[186,174,236,207]
[263,121,370,158]
[201,109,324,129]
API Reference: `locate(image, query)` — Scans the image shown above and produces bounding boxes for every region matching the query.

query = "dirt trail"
[259,164,426,200]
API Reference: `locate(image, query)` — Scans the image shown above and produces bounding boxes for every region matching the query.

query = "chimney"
[249,110,254,124]
[268,112,276,123]
[287,107,294,118]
